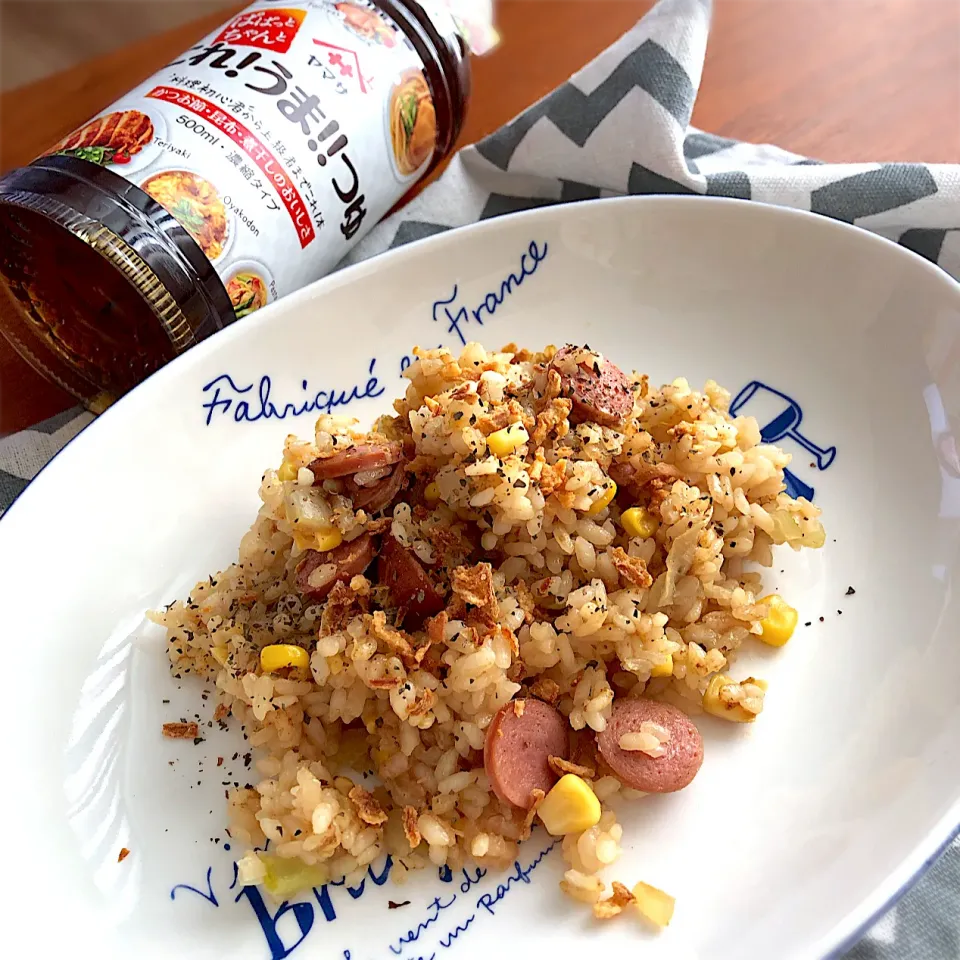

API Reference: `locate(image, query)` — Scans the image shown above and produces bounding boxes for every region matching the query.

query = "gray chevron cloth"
[0,1,957,955]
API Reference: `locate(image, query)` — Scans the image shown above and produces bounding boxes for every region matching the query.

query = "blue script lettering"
[388,894,458,955]
[311,855,393,923]
[431,239,549,345]
[236,885,314,960]
[439,913,476,948]
[459,866,487,894]
[170,865,218,906]
[201,359,386,426]
[476,841,558,917]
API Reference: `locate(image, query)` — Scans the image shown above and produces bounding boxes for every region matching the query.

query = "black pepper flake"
[193,737,205,745]
[837,610,843,615]
[389,900,411,910]
[729,467,736,476]
[845,586,856,596]
[804,621,812,627]
[729,541,736,548]
[162,699,170,704]
[818,616,824,623]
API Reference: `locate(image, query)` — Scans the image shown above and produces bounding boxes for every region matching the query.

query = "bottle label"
[40,1,446,319]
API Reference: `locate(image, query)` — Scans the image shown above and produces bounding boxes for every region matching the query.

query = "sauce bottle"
[0,0,476,404]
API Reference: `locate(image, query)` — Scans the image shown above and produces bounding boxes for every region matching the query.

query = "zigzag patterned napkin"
[345,0,960,277]
[0,2,958,952]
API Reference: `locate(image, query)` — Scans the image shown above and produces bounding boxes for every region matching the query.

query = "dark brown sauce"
[0,203,176,398]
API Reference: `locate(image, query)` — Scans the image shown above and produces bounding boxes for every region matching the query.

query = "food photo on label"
[0,0,478,407]
[388,68,437,177]
[141,168,232,263]
[50,107,157,169]
[225,259,275,318]
[336,0,400,46]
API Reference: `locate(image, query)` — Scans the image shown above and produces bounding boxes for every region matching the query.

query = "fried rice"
[150,342,824,918]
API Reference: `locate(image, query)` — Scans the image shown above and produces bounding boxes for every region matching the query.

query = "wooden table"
[2,0,958,434]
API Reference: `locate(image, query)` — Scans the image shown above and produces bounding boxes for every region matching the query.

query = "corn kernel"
[292,531,313,552]
[487,423,529,458]
[649,653,673,678]
[260,644,310,673]
[537,774,602,836]
[621,506,658,539]
[802,522,826,549]
[424,481,440,502]
[757,595,798,647]
[586,480,617,516]
[277,460,298,482]
[314,527,343,552]
[632,881,675,928]
[260,853,327,899]
[702,674,756,723]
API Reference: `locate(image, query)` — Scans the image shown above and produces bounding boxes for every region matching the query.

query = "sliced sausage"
[378,534,445,628]
[596,699,703,794]
[484,699,569,808]
[308,442,403,481]
[609,460,681,498]
[296,533,376,601]
[550,346,635,428]
[345,463,407,513]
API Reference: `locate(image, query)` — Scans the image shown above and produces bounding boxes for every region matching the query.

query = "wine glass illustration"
[731,381,837,469]
[730,381,836,502]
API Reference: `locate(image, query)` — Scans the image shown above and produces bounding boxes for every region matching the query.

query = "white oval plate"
[1,197,958,960]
